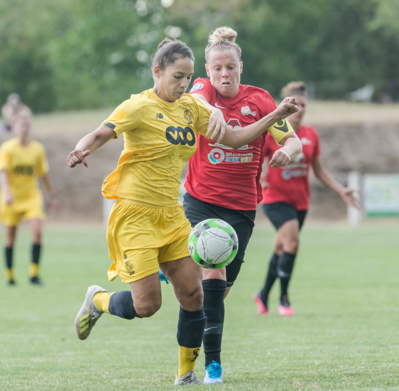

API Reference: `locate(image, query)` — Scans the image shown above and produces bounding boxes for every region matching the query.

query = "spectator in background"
[1,93,32,132]
[0,114,58,285]
[254,81,361,317]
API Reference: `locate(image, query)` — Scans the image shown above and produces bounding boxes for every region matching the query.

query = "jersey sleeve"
[192,97,211,137]
[102,97,141,138]
[267,119,295,145]
[189,78,215,102]
[36,144,49,176]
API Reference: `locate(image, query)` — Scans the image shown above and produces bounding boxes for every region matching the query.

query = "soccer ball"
[188,219,239,269]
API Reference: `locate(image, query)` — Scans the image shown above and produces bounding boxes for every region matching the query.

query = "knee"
[284,237,299,254]
[134,300,161,318]
[178,284,203,310]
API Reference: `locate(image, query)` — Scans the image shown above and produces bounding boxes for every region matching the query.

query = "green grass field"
[0,223,398,390]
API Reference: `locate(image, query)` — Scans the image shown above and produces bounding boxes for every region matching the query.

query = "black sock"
[177,306,206,348]
[202,279,227,366]
[5,246,13,270]
[259,253,279,306]
[32,243,41,265]
[108,291,138,319]
[278,252,297,301]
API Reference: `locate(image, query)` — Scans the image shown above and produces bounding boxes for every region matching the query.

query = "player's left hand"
[207,108,226,143]
[340,188,361,209]
[274,97,298,120]
[50,196,60,212]
[269,149,291,169]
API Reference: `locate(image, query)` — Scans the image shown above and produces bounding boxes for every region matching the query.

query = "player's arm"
[67,125,116,168]
[312,156,361,209]
[0,170,13,204]
[269,132,302,169]
[219,97,298,150]
[192,93,226,142]
[40,175,59,211]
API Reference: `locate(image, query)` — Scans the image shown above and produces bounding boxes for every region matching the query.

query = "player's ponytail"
[205,26,242,61]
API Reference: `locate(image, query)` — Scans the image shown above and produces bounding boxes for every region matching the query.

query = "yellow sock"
[6,268,14,281]
[177,346,201,378]
[29,263,38,278]
[93,291,114,314]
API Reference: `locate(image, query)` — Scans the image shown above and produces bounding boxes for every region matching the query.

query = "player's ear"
[240,61,243,75]
[205,64,211,78]
[153,64,161,79]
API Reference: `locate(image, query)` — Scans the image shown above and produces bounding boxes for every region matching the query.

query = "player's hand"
[340,188,361,209]
[207,108,226,143]
[274,97,298,120]
[67,150,90,168]
[269,149,291,169]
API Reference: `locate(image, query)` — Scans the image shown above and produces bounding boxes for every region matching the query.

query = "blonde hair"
[205,26,242,61]
[281,81,307,99]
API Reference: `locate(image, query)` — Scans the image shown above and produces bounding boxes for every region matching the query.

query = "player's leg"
[275,219,300,316]
[4,225,17,285]
[75,200,162,340]
[277,209,307,316]
[256,203,297,314]
[29,218,43,284]
[2,202,19,285]
[161,256,205,385]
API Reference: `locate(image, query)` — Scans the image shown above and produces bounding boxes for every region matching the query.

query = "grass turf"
[0,223,398,390]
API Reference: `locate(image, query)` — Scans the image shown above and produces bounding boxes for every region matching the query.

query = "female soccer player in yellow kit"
[67,38,299,385]
[0,114,58,285]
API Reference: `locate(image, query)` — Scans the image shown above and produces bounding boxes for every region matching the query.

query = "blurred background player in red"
[0,114,58,285]
[184,26,302,384]
[254,81,361,317]
[1,93,32,132]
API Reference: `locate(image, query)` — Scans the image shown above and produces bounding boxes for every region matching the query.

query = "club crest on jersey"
[184,109,193,124]
[190,83,203,92]
[124,256,135,275]
[241,105,257,116]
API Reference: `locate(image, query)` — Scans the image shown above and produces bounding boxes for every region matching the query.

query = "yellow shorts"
[106,199,192,283]
[0,195,45,226]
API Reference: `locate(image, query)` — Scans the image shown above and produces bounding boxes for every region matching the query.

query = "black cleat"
[8,279,16,286]
[30,276,44,286]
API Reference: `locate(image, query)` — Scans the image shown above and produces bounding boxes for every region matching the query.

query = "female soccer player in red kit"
[254,81,360,317]
[183,26,302,384]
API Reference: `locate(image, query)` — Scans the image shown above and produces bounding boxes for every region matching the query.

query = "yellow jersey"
[0,138,48,202]
[102,89,210,208]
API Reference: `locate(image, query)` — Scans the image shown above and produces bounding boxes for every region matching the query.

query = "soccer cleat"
[278,296,294,317]
[159,269,169,284]
[75,285,106,340]
[174,371,203,386]
[8,279,16,286]
[253,292,270,315]
[30,276,44,285]
[204,361,223,384]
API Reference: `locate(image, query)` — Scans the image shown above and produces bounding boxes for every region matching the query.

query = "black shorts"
[183,192,256,286]
[262,202,307,230]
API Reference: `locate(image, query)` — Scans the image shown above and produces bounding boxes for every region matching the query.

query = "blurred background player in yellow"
[67,38,298,385]
[1,93,32,132]
[0,114,58,285]
[254,81,360,316]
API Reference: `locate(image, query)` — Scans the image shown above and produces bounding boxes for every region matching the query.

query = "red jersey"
[185,78,280,210]
[262,125,321,210]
